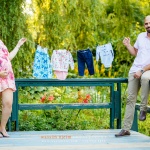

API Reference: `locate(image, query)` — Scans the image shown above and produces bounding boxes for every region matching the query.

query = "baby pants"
[77,49,94,76]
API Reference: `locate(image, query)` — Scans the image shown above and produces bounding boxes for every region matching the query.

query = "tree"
[1,0,150,78]
[0,0,34,78]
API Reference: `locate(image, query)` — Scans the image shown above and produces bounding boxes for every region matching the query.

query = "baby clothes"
[51,49,74,80]
[77,49,94,76]
[33,45,52,79]
[54,71,68,80]
[0,40,16,92]
[96,43,114,68]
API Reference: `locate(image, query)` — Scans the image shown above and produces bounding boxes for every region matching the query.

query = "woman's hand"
[17,38,26,47]
[9,38,27,61]
[0,71,8,78]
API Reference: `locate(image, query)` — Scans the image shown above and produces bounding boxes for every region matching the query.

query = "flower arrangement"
[77,89,91,103]
[40,94,55,103]
[39,88,92,104]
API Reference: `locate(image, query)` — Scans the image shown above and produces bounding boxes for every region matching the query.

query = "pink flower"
[86,94,91,100]
[48,96,54,101]
[83,99,88,103]
[40,95,46,103]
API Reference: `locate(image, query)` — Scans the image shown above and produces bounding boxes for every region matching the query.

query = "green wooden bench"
[132,104,150,131]
[9,78,129,131]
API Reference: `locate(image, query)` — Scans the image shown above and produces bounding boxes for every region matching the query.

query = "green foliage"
[19,109,109,131]
[1,0,150,136]
[29,0,149,78]
[1,0,149,78]
[0,0,34,78]
[17,84,150,136]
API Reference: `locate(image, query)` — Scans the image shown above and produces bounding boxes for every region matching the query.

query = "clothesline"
[32,43,114,80]
[27,31,137,51]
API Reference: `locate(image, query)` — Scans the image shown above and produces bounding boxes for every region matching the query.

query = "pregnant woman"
[0,38,26,138]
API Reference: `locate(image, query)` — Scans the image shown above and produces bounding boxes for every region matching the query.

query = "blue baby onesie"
[33,45,52,79]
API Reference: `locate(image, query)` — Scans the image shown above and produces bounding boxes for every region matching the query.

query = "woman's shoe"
[0,132,9,138]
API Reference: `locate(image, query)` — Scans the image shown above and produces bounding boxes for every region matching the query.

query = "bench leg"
[131,110,138,132]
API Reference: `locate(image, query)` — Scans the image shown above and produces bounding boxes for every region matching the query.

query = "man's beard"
[146,27,150,33]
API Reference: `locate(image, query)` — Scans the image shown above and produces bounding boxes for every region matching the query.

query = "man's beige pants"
[123,70,150,131]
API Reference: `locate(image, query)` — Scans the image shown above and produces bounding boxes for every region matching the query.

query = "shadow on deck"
[0,129,150,150]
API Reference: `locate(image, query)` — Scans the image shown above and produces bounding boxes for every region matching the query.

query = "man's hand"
[123,37,130,47]
[134,70,142,79]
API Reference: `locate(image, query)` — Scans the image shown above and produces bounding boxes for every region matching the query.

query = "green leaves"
[0,0,150,78]
[0,0,34,78]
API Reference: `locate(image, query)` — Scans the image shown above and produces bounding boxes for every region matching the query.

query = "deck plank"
[0,129,150,150]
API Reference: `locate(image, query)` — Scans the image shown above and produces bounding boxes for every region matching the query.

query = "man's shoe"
[139,111,147,121]
[115,129,130,137]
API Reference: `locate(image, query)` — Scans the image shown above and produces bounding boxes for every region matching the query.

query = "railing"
[8,78,129,131]
[132,104,150,132]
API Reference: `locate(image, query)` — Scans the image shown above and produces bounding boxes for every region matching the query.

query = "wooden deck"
[0,129,150,150]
